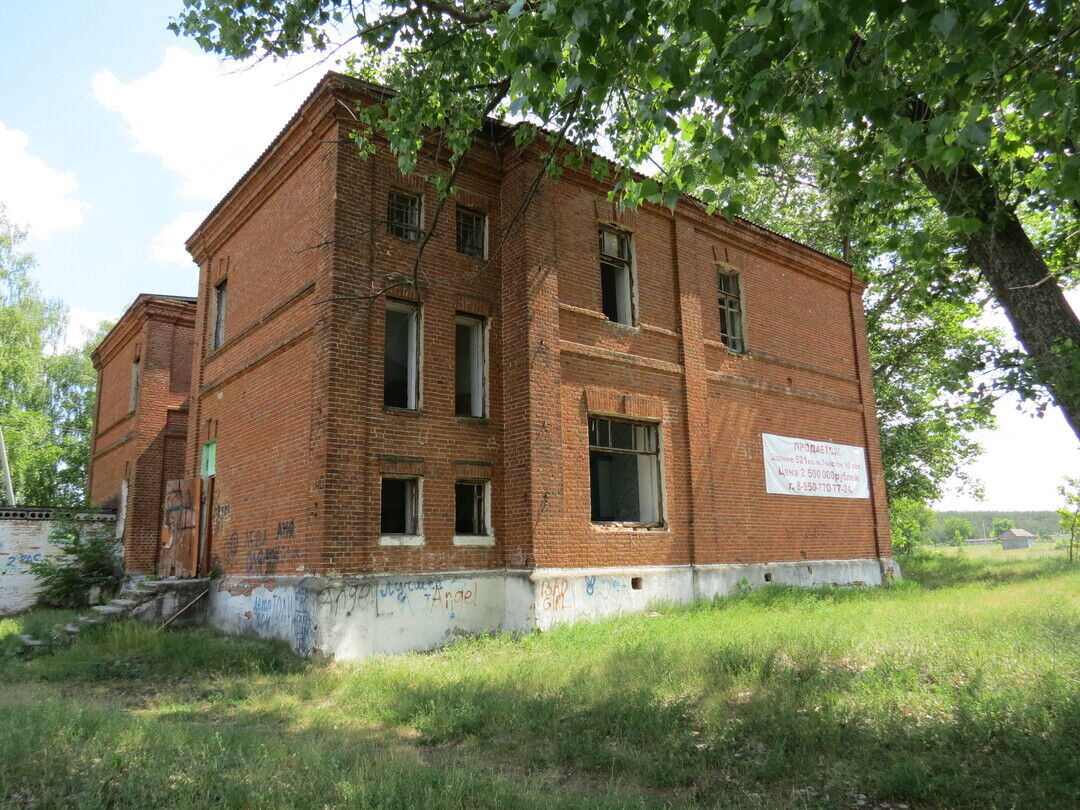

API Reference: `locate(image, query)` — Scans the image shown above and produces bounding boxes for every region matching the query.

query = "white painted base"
[207,557,899,659]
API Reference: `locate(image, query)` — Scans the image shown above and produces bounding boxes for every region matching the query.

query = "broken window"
[384,300,420,409]
[588,416,661,524]
[455,314,485,417]
[129,355,141,410]
[388,189,422,241]
[455,480,489,536]
[381,477,420,535]
[212,279,227,350]
[717,271,744,353]
[599,227,635,325]
[456,206,486,258]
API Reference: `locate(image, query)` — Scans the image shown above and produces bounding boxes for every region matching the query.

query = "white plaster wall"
[530,566,694,631]
[0,513,117,616]
[207,558,900,660]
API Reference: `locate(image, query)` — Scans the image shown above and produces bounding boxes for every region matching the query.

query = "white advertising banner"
[762,433,870,499]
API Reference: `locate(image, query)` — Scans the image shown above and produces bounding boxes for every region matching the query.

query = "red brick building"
[88,294,196,572]
[98,73,895,657]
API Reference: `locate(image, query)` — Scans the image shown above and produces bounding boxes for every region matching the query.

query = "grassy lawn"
[2,546,1078,809]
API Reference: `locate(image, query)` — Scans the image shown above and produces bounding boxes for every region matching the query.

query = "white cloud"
[150,210,208,267]
[62,307,115,352]
[91,47,324,203]
[0,122,86,237]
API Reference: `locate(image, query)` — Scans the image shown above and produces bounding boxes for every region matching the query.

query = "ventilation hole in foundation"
[631,576,643,590]
[807,566,813,574]
[764,572,773,583]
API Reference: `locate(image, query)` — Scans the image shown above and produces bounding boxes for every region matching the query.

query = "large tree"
[0,209,106,506]
[173,0,1080,439]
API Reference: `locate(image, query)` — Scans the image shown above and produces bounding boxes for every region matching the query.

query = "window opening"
[456,206,486,257]
[212,280,227,349]
[599,228,635,325]
[717,271,744,352]
[588,416,661,524]
[129,356,141,410]
[388,190,422,240]
[455,314,485,417]
[455,480,489,535]
[384,300,419,409]
[381,477,419,535]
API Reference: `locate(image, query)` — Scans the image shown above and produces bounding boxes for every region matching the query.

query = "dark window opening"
[588,416,661,524]
[388,190,422,241]
[455,315,485,417]
[456,206,486,257]
[381,477,418,535]
[455,480,488,535]
[384,301,419,409]
[599,228,634,325]
[631,576,643,590]
[212,280,227,349]
[717,271,744,352]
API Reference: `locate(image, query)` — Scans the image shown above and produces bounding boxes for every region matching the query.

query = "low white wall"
[209,557,899,659]
[0,509,116,615]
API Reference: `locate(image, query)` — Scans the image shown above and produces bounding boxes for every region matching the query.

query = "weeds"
[1,546,1077,809]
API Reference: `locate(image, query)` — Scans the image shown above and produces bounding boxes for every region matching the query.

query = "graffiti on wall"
[375,578,477,620]
[251,587,315,654]
[539,578,571,611]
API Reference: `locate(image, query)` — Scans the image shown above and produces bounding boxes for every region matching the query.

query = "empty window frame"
[588,416,662,524]
[455,314,486,417]
[380,476,420,535]
[129,355,141,410]
[388,189,422,241]
[384,300,420,409]
[211,279,228,350]
[717,270,745,353]
[599,227,635,325]
[456,206,486,258]
[455,480,490,536]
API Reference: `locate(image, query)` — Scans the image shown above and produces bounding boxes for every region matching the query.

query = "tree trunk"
[915,161,1080,440]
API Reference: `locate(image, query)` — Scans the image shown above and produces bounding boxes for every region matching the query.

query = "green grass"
[2,547,1078,809]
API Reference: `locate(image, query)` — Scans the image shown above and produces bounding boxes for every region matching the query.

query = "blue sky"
[0,1,1076,512]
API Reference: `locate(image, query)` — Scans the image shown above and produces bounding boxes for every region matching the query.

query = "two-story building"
[94,72,896,657]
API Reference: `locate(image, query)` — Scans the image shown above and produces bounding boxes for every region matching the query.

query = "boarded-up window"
[588,416,661,524]
[200,440,217,477]
[717,271,744,352]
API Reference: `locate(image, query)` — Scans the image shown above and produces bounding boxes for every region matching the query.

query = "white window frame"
[587,415,665,527]
[379,475,424,546]
[599,227,637,327]
[384,299,421,410]
[454,314,487,418]
[717,268,746,353]
[453,479,494,546]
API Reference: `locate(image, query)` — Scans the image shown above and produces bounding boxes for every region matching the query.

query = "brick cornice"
[93,295,196,369]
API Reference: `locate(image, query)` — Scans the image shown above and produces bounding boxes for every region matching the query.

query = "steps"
[16,577,212,654]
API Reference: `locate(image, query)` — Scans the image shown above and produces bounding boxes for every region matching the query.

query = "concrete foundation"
[207,557,899,658]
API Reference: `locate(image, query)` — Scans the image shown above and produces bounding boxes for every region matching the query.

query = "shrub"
[27,512,121,607]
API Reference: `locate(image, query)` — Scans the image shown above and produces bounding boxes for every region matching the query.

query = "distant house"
[998,528,1036,550]
[965,537,995,546]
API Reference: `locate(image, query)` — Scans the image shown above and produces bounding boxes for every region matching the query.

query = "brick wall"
[179,72,890,582]
[88,297,195,571]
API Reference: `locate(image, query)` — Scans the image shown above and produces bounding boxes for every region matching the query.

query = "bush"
[27,512,121,607]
